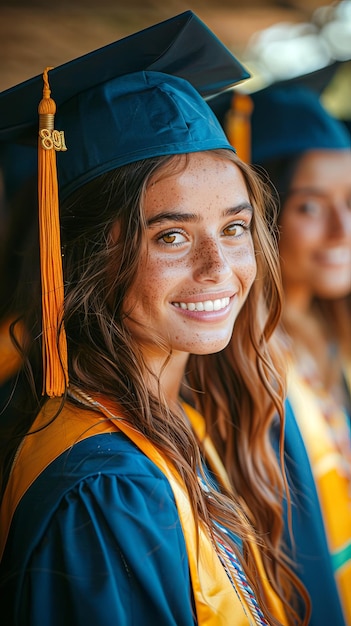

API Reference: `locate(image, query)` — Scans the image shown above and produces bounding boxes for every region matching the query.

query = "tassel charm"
[225,92,253,164]
[38,67,68,397]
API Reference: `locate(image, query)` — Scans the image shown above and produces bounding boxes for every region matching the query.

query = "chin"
[314,283,351,299]
[189,338,232,356]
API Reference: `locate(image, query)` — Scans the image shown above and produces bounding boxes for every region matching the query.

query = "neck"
[283,285,313,316]
[282,299,344,393]
[283,298,328,351]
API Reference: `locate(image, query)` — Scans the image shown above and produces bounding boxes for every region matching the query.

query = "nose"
[192,236,232,283]
[328,202,351,239]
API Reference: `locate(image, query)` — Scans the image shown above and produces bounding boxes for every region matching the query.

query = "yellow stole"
[0,397,287,625]
[183,402,287,624]
[288,365,351,625]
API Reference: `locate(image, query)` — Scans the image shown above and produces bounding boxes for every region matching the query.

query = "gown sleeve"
[2,434,196,626]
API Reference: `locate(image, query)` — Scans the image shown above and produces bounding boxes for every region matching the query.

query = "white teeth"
[320,248,351,264]
[213,299,223,311]
[173,297,230,311]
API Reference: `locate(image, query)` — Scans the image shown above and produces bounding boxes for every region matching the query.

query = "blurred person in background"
[210,70,351,625]
[251,81,351,626]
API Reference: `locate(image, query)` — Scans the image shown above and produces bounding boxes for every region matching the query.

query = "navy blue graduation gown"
[272,400,346,625]
[0,432,195,626]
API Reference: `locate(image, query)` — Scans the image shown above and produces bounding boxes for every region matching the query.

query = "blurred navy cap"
[209,61,351,166]
[273,61,342,95]
[0,10,249,200]
[251,81,351,164]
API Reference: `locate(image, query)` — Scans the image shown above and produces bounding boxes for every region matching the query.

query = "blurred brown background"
[0,0,334,91]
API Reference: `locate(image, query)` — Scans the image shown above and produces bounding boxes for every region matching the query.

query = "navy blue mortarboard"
[0,10,249,398]
[0,10,249,201]
[250,81,351,164]
[209,61,351,166]
[52,70,238,201]
[0,143,37,209]
[0,10,250,201]
[0,9,248,130]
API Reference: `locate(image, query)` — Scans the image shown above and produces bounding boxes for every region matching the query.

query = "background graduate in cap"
[210,54,351,625]
[251,77,351,626]
[0,11,309,625]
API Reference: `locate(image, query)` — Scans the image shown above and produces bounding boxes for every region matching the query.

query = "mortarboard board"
[0,10,249,141]
[0,10,250,397]
[271,60,342,94]
[0,10,249,201]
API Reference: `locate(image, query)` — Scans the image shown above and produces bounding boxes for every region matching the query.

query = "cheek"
[229,243,257,286]
[132,258,172,306]
[279,220,321,255]
[245,254,257,289]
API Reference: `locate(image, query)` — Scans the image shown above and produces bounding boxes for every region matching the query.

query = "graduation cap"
[0,143,37,208]
[0,10,249,140]
[0,10,249,398]
[271,60,342,94]
[250,64,351,164]
[0,11,250,198]
[209,61,351,166]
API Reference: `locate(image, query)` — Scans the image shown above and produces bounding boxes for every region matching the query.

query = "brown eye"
[223,223,245,237]
[298,200,323,216]
[162,233,177,244]
[158,230,187,245]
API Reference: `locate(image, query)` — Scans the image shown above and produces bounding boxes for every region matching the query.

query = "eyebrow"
[146,203,253,227]
[288,187,328,198]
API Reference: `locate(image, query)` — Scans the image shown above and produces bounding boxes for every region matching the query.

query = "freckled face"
[123,151,257,361]
[278,150,351,301]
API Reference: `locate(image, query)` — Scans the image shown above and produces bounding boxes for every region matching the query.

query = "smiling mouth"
[317,247,351,264]
[172,297,230,312]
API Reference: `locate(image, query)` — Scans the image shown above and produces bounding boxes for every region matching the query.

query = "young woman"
[0,13,309,626]
[249,82,351,625]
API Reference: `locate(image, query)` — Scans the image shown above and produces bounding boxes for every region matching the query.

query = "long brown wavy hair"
[1,149,309,624]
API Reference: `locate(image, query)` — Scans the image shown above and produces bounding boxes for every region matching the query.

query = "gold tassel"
[38,67,68,397]
[224,92,253,164]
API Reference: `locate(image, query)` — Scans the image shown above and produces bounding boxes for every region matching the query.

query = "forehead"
[292,149,351,181]
[147,151,244,190]
[144,152,248,215]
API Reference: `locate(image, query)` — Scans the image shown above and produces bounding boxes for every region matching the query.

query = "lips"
[173,297,230,312]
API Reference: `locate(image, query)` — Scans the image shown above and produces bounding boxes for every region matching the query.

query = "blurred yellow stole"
[0,397,271,626]
[288,365,351,625]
